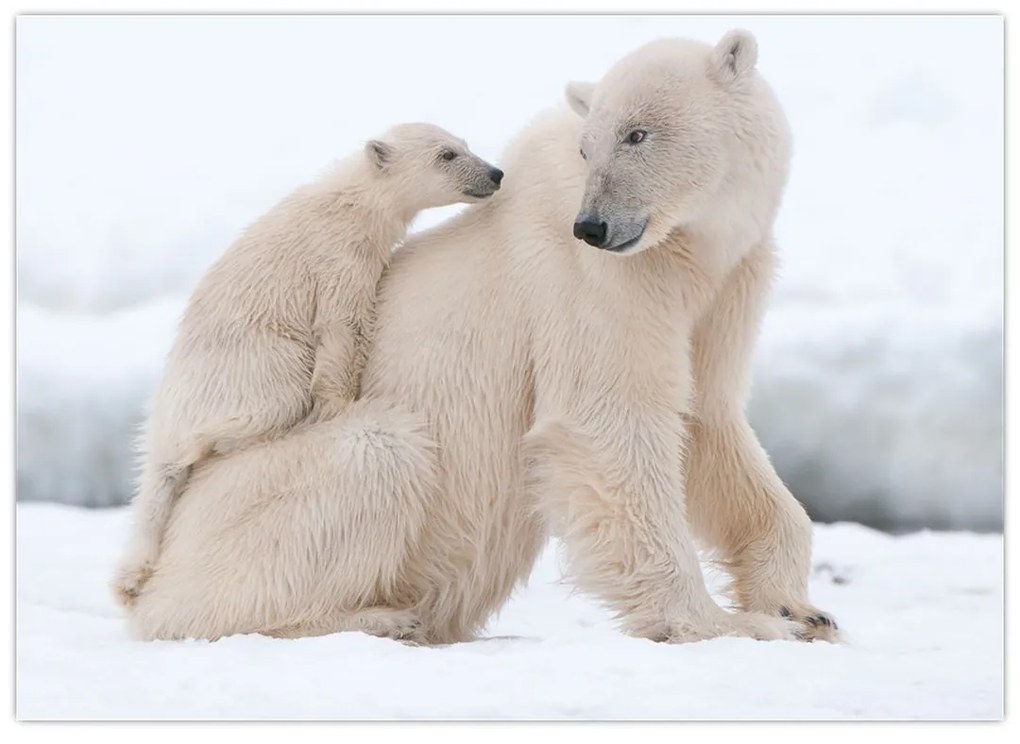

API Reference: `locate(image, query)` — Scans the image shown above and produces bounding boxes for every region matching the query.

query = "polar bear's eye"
[441,150,458,162]
[627,129,647,144]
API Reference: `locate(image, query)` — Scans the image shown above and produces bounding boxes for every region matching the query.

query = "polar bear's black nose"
[573,218,608,247]
[488,167,504,186]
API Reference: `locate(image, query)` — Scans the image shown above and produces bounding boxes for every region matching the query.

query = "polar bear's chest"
[531,271,693,420]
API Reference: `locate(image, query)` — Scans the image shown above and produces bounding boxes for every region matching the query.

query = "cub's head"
[566,30,788,255]
[365,123,503,211]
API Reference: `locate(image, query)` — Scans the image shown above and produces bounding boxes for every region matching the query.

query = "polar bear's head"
[365,123,504,211]
[566,30,789,255]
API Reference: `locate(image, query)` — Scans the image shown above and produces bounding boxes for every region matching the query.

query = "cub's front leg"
[306,319,365,424]
[522,413,802,644]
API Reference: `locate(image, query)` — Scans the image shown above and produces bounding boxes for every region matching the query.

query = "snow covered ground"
[15,503,1002,720]
[15,16,1003,529]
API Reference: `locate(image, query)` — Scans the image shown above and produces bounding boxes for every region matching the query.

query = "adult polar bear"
[129,31,839,645]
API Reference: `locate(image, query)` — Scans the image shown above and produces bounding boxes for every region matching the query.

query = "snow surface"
[15,16,1003,528]
[15,503,1003,720]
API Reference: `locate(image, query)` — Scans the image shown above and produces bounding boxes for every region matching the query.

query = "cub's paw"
[110,558,155,608]
[303,397,354,427]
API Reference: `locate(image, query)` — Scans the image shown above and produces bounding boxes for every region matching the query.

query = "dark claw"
[779,606,791,618]
[805,616,818,626]
[814,615,831,627]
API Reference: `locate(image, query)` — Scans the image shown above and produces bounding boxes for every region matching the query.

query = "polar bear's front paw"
[110,555,155,608]
[665,610,802,644]
[736,592,842,643]
[777,604,842,643]
[716,611,804,642]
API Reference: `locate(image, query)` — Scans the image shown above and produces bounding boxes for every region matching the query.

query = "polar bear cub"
[112,123,503,607]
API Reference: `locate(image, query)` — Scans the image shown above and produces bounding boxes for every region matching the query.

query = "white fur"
[111,123,500,608]
[127,33,839,644]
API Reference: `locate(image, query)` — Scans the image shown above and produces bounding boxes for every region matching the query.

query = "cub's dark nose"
[573,218,608,247]
[488,167,504,186]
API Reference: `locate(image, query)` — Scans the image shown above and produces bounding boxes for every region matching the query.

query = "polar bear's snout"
[572,211,647,254]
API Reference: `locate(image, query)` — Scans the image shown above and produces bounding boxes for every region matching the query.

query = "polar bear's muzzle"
[573,212,648,254]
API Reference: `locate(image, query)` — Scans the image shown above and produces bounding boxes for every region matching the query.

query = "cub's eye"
[579,148,587,160]
[441,150,458,161]
[627,129,647,144]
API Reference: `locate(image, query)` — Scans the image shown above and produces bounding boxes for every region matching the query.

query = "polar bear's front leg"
[684,414,839,641]
[523,418,801,644]
[685,241,840,642]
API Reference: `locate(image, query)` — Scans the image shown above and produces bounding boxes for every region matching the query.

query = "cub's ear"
[565,81,596,117]
[711,29,758,83]
[365,139,394,170]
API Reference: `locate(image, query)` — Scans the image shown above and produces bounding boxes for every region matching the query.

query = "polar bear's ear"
[565,81,595,117]
[365,139,394,170]
[711,29,758,83]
